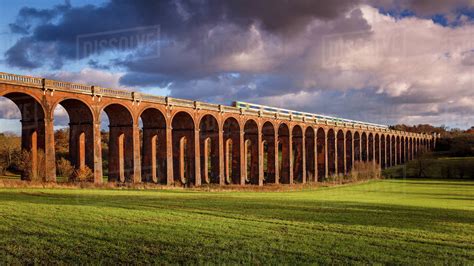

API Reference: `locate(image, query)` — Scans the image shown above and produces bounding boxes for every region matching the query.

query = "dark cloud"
[2,0,473,129]
[5,0,471,70]
[88,59,111,70]
[4,37,41,68]
[5,0,365,70]
[9,4,69,34]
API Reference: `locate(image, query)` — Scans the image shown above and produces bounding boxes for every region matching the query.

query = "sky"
[0,0,473,133]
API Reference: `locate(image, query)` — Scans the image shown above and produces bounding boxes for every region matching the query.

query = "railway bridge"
[0,72,437,185]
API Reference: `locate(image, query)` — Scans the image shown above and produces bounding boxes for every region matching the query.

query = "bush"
[71,166,94,182]
[349,161,382,181]
[0,164,6,176]
[0,156,7,176]
[16,149,47,181]
[324,161,381,184]
[56,158,74,180]
[16,150,33,180]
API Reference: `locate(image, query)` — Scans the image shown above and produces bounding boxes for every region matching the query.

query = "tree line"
[390,124,474,157]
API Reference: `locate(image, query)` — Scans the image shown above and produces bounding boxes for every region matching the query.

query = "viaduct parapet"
[0,72,437,185]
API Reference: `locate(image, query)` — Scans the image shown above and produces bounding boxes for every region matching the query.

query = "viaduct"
[0,72,437,186]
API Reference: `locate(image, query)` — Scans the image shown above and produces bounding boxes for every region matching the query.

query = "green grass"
[0,179,473,264]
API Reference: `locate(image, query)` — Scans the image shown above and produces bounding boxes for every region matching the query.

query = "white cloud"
[45,68,129,90]
[243,5,474,128]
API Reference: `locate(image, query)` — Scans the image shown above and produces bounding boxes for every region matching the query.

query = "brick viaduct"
[0,72,437,186]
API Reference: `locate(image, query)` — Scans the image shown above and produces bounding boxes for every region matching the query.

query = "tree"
[56,158,74,180]
[54,128,69,159]
[413,154,435,178]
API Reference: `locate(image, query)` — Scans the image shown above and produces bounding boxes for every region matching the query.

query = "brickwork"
[0,72,437,185]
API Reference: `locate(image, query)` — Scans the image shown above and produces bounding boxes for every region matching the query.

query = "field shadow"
[0,189,472,234]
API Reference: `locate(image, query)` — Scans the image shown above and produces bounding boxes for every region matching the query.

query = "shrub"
[16,150,33,180]
[349,161,382,182]
[36,150,47,182]
[71,166,94,182]
[56,158,74,180]
[323,161,381,184]
[0,164,5,176]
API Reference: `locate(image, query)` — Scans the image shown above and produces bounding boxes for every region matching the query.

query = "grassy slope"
[0,179,472,264]
[383,156,474,179]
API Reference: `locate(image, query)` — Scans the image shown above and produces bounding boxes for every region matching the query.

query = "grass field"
[0,179,473,264]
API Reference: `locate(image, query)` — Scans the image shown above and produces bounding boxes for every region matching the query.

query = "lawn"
[0,179,472,264]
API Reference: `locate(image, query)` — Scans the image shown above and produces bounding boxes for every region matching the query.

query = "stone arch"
[409,137,413,160]
[103,103,135,182]
[401,136,405,162]
[391,135,396,166]
[361,132,368,162]
[417,138,420,156]
[1,92,46,181]
[262,121,276,184]
[354,132,361,162]
[172,111,195,186]
[56,99,95,180]
[316,128,326,180]
[368,133,374,162]
[345,130,353,173]
[278,123,290,184]
[305,127,315,182]
[336,130,345,174]
[406,136,410,161]
[381,134,386,168]
[396,136,401,164]
[375,133,380,166]
[223,117,240,184]
[244,119,259,185]
[140,108,167,184]
[292,125,304,183]
[199,114,219,184]
[327,128,336,176]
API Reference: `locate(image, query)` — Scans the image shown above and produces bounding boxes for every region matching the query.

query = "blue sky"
[0,0,473,134]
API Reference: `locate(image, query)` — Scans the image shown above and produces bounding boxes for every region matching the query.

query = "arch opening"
[391,136,396,166]
[140,108,167,184]
[345,131,353,173]
[278,124,290,184]
[405,137,409,162]
[361,132,368,162]
[244,120,258,185]
[400,137,406,164]
[292,125,303,183]
[172,112,195,186]
[305,127,315,182]
[354,132,361,162]
[327,129,336,176]
[336,130,345,175]
[381,134,386,168]
[368,133,374,162]
[375,134,380,166]
[262,122,275,184]
[199,115,219,184]
[55,99,94,182]
[316,128,326,181]
[1,93,46,181]
[223,117,240,184]
[102,104,134,183]
[409,138,413,161]
[396,136,401,165]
